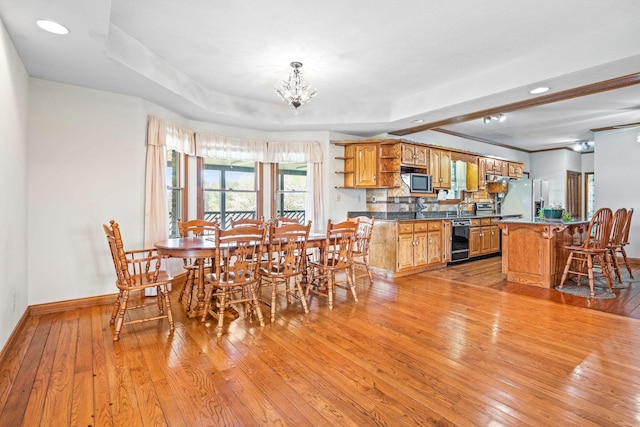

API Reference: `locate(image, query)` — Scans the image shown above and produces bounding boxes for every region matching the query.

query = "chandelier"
[275,62,318,110]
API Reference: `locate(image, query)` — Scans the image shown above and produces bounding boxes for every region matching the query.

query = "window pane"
[203,169,221,190]
[201,158,259,228]
[166,149,183,238]
[226,170,255,190]
[277,163,306,222]
[227,192,257,212]
[166,150,179,187]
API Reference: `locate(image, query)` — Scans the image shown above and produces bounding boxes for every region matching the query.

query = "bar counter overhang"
[498,218,589,288]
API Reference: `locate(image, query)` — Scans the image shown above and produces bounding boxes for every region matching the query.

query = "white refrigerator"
[500,179,549,220]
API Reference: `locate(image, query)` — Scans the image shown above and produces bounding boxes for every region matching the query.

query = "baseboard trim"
[29,294,118,317]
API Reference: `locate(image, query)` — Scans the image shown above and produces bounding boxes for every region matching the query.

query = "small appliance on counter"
[475,202,495,215]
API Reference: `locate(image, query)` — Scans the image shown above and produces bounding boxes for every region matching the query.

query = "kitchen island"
[497,218,589,288]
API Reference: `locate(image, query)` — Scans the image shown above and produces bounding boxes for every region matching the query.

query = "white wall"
[27,79,344,308]
[0,19,29,351]
[529,149,583,208]
[27,80,152,304]
[594,128,640,258]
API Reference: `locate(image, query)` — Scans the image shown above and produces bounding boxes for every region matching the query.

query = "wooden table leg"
[187,260,206,319]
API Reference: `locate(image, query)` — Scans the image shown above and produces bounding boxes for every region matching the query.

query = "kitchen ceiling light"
[573,140,594,152]
[36,19,70,35]
[483,114,505,124]
[275,62,318,111]
[529,86,550,94]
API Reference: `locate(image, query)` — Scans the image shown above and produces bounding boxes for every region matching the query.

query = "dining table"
[155,232,327,320]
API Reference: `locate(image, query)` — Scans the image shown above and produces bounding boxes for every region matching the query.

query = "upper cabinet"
[333,139,524,191]
[479,157,524,189]
[354,144,378,187]
[335,141,399,188]
[401,143,429,168]
[485,158,507,176]
[430,148,451,189]
[508,162,524,178]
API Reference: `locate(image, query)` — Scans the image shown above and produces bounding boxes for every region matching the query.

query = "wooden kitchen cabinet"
[441,220,451,263]
[368,220,447,278]
[470,218,500,258]
[508,162,524,178]
[487,224,500,253]
[397,222,428,271]
[469,221,482,258]
[430,148,451,189]
[335,143,398,188]
[485,158,507,176]
[354,144,377,187]
[478,157,487,190]
[401,143,429,168]
[427,221,442,265]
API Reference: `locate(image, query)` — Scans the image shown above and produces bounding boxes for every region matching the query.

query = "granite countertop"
[348,211,520,222]
[496,218,589,225]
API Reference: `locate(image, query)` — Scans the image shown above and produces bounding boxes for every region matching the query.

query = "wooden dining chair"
[615,208,634,278]
[274,216,300,226]
[607,208,628,283]
[258,221,312,322]
[558,207,614,297]
[347,215,375,285]
[306,219,359,310]
[230,216,265,228]
[103,220,174,341]
[202,224,267,337]
[177,218,218,311]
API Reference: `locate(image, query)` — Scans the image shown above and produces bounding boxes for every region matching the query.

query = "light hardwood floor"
[2,257,640,426]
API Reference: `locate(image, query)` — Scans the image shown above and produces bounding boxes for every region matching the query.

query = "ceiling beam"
[390,73,640,136]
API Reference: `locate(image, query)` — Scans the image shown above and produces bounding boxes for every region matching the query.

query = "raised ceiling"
[1,0,640,151]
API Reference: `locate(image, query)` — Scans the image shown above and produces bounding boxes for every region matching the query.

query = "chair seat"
[116,270,172,290]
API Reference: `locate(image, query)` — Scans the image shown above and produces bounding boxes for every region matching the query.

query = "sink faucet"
[457,201,465,216]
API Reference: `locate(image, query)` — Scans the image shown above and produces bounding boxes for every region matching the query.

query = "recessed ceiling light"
[411,119,424,124]
[36,19,70,35]
[529,86,550,95]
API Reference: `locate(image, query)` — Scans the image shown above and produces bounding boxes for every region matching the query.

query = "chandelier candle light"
[275,62,318,111]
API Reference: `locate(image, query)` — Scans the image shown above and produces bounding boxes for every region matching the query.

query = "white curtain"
[144,116,195,247]
[267,141,324,232]
[195,133,267,161]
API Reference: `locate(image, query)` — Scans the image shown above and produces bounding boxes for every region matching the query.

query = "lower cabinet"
[369,219,447,278]
[469,218,500,258]
[441,220,451,264]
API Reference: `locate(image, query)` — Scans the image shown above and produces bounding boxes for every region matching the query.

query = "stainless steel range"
[450,218,471,262]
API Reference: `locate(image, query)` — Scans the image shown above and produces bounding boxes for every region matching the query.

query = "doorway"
[566,170,582,218]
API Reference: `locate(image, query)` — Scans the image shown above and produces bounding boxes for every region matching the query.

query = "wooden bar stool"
[558,207,614,297]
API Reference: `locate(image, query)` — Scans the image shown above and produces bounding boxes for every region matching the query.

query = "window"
[273,163,307,223]
[166,149,185,238]
[585,172,595,219]
[201,159,262,228]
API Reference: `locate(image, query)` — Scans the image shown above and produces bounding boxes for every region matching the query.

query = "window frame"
[197,159,264,227]
[270,163,307,223]
[166,149,188,238]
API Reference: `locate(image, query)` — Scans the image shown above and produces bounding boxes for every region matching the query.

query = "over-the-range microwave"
[401,173,433,193]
